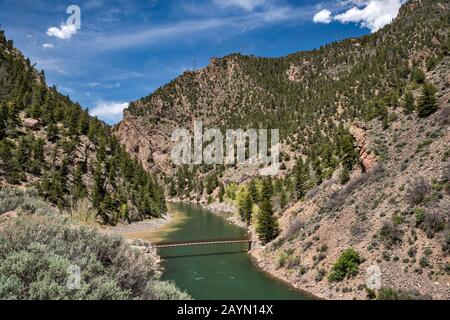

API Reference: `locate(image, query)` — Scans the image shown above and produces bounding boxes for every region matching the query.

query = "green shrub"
[328,249,362,282]
[0,188,58,215]
[276,250,300,269]
[379,221,403,247]
[377,288,431,300]
[416,209,447,238]
[406,177,430,205]
[419,256,429,268]
[442,231,450,255]
[0,214,190,300]
[315,269,326,282]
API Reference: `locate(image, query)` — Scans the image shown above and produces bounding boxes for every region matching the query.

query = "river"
[126,202,312,300]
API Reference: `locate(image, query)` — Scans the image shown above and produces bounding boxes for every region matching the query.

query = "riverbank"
[201,202,321,299]
[168,198,247,229]
[192,201,322,299]
[250,247,329,300]
[206,201,247,229]
[109,213,173,235]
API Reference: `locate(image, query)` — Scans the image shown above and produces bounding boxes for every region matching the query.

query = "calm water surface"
[132,202,312,300]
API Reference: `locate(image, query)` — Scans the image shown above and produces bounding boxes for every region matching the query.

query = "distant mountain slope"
[115,0,449,185]
[0,31,166,225]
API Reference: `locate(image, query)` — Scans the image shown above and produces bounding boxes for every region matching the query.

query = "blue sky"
[0,0,404,124]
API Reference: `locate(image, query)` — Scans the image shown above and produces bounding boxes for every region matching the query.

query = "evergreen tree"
[72,165,87,202]
[280,189,287,209]
[411,68,426,84]
[294,158,308,200]
[403,91,415,115]
[0,103,6,140]
[261,176,273,201]
[218,183,225,203]
[92,162,106,208]
[256,197,279,244]
[256,176,279,243]
[238,191,253,224]
[46,123,59,142]
[416,83,438,118]
[340,166,350,185]
[248,179,259,202]
[169,180,177,197]
[340,133,357,171]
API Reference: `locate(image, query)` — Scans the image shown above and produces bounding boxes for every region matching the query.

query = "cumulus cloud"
[313,9,332,24]
[214,0,267,11]
[335,0,403,32]
[42,43,54,49]
[89,101,128,123]
[47,23,77,40]
[313,0,403,32]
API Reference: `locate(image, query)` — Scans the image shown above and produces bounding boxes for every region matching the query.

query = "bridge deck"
[154,238,251,249]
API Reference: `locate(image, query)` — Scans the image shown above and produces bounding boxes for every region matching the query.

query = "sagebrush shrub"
[0,203,190,300]
[377,287,432,300]
[328,248,362,282]
[405,177,430,205]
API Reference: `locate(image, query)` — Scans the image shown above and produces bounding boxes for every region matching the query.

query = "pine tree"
[340,166,350,185]
[0,102,6,140]
[411,68,425,84]
[92,162,106,207]
[261,176,273,201]
[256,176,279,243]
[218,183,225,203]
[417,83,438,118]
[256,197,279,244]
[46,123,59,142]
[72,165,87,202]
[403,91,415,114]
[340,132,357,171]
[238,191,253,224]
[294,158,308,200]
[248,179,259,202]
[30,138,45,175]
[280,189,287,209]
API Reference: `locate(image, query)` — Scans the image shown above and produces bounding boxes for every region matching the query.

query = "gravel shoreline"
[109,213,173,234]
[206,201,247,229]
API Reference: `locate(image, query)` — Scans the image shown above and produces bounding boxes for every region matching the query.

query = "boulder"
[23,118,39,130]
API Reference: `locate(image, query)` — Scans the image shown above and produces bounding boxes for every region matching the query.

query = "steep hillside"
[115,0,449,299]
[115,0,448,200]
[0,31,166,225]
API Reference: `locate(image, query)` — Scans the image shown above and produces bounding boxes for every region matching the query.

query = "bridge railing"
[154,237,251,247]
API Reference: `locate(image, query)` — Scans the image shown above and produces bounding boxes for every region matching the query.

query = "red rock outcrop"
[286,64,301,82]
[349,123,378,173]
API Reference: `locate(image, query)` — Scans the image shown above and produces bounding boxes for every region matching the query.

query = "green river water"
[133,202,312,300]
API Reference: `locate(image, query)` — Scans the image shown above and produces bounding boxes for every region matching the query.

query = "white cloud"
[262,7,291,22]
[89,101,129,123]
[214,0,267,11]
[90,6,315,51]
[334,0,403,32]
[313,9,332,24]
[47,23,77,40]
[87,82,121,89]
[42,43,54,49]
